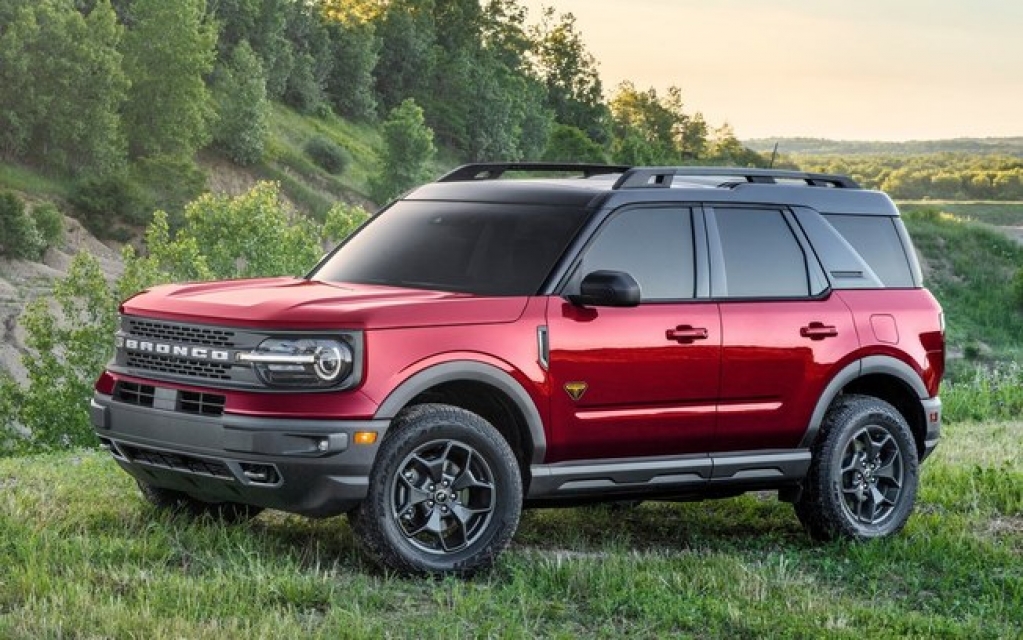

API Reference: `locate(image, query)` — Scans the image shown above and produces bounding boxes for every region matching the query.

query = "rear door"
[707,206,858,451]
[545,205,721,462]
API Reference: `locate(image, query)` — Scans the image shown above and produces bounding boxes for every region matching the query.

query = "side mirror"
[567,270,641,308]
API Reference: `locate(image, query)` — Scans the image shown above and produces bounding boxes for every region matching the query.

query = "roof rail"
[612,167,860,190]
[438,162,631,182]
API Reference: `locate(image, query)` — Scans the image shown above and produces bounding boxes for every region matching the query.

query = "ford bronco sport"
[91,164,944,576]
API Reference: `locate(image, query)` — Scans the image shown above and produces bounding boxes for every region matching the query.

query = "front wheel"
[795,395,919,542]
[350,404,523,577]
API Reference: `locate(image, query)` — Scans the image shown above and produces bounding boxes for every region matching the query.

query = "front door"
[545,205,721,462]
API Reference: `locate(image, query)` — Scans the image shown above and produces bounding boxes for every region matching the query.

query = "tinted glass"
[824,214,914,287]
[715,208,810,297]
[569,206,694,301]
[312,201,589,295]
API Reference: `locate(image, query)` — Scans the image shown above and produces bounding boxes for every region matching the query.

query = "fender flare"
[373,360,547,464]
[798,355,929,448]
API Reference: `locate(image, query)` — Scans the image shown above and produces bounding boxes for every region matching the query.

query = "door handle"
[666,325,709,344]
[800,322,838,340]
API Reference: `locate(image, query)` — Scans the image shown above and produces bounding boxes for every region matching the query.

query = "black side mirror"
[567,270,641,307]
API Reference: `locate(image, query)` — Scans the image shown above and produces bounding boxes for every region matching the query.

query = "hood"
[120,277,529,330]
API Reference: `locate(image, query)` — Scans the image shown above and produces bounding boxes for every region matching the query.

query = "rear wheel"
[136,481,263,523]
[350,404,522,576]
[795,395,918,541]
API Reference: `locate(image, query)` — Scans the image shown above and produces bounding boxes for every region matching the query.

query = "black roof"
[406,163,900,216]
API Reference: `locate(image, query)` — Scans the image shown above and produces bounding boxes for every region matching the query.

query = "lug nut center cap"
[435,491,448,503]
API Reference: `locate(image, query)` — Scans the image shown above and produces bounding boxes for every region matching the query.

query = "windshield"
[311,200,591,296]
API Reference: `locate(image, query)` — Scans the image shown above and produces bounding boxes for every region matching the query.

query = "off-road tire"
[795,394,919,542]
[136,480,263,523]
[350,403,523,577]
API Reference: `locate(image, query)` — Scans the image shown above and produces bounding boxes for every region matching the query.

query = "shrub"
[69,173,151,236]
[0,190,44,260]
[304,135,348,175]
[130,154,207,224]
[31,202,64,250]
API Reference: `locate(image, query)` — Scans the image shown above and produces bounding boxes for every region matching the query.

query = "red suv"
[91,164,944,575]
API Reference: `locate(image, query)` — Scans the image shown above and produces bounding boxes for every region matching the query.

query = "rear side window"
[713,207,810,298]
[823,215,914,287]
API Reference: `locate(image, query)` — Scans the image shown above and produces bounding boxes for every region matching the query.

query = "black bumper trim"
[91,392,389,517]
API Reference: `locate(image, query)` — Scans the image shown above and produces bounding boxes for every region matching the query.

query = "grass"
[1,420,1021,638]
[903,209,1023,357]
[901,201,1023,227]
[0,164,71,200]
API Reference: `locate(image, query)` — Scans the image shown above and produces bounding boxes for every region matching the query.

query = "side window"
[823,214,915,287]
[714,207,810,298]
[569,206,694,301]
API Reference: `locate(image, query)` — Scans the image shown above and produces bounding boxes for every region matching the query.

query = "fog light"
[317,439,330,452]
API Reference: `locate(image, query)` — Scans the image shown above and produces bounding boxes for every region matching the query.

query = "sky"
[518,0,1023,141]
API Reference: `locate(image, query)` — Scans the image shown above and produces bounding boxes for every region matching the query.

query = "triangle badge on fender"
[564,382,588,401]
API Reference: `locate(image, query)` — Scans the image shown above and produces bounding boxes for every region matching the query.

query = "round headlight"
[240,338,354,388]
[313,345,345,382]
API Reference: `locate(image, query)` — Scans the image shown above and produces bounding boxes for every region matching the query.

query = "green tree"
[530,8,609,144]
[122,0,217,158]
[323,17,379,121]
[373,0,437,113]
[0,191,44,260]
[31,203,65,251]
[371,99,436,203]
[0,0,128,175]
[211,41,270,166]
[543,124,607,164]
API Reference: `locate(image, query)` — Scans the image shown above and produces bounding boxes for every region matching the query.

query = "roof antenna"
[769,142,779,168]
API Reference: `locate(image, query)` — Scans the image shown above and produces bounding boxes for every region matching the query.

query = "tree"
[371,99,436,203]
[211,41,270,166]
[0,191,44,260]
[0,0,128,175]
[122,0,217,158]
[323,18,379,121]
[543,124,606,164]
[373,0,437,114]
[530,8,609,143]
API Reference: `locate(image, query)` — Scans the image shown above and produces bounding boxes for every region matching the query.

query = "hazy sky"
[519,0,1023,141]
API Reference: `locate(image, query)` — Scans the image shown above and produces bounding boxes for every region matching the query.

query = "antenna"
[769,142,779,168]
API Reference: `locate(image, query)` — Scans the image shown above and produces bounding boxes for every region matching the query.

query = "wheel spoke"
[411,454,445,484]
[874,460,901,486]
[399,477,432,507]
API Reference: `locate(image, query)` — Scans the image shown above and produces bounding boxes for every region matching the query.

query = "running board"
[528,450,810,498]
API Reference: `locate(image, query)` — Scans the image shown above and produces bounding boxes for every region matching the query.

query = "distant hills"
[743,137,1023,156]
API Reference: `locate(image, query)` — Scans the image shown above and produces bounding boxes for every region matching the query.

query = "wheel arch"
[800,355,929,458]
[374,361,547,469]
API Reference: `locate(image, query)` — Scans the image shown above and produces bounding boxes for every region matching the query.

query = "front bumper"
[91,391,388,517]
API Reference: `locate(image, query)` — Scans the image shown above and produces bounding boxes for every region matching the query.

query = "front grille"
[120,444,234,480]
[179,391,226,416]
[127,319,236,348]
[114,381,155,407]
[126,353,233,381]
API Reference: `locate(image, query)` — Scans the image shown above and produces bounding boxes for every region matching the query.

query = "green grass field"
[1,419,1020,638]
[901,201,1023,227]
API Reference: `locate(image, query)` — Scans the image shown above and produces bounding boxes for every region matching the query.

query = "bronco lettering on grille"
[123,338,231,362]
